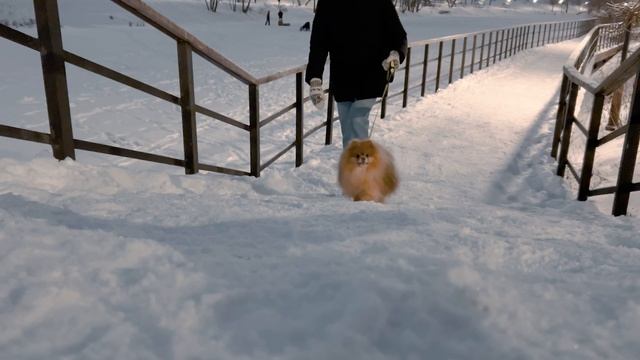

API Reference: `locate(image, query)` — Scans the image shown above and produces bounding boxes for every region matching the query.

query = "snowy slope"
[2,2,639,359]
[2,35,640,360]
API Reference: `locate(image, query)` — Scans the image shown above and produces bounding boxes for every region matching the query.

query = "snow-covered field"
[2,1,640,359]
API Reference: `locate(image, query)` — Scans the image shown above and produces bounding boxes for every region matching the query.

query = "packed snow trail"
[1,39,640,360]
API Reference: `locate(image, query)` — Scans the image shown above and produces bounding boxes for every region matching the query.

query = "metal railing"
[551,22,640,216]
[0,0,597,178]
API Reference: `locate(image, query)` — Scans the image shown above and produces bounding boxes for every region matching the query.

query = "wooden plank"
[295,72,304,167]
[470,36,476,74]
[577,94,604,201]
[597,124,628,147]
[422,44,429,96]
[111,0,257,85]
[557,83,579,177]
[0,23,40,50]
[448,39,456,84]
[249,84,260,177]
[198,163,250,176]
[499,29,506,61]
[261,141,296,171]
[64,51,180,105]
[35,0,75,161]
[325,92,334,144]
[260,102,296,128]
[75,139,184,167]
[551,75,569,158]
[0,124,51,144]
[460,38,466,79]
[479,33,485,70]
[564,66,598,94]
[566,160,580,182]
[256,64,307,85]
[589,186,617,197]
[194,104,249,131]
[304,120,331,141]
[573,116,589,136]
[492,31,498,64]
[177,40,198,174]
[436,41,443,91]
[403,47,411,107]
[487,32,492,67]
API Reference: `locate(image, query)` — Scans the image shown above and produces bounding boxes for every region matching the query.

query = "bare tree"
[241,0,251,13]
[400,0,424,12]
[204,0,219,12]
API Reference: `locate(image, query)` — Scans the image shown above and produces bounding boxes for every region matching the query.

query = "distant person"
[277,9,290,26]
[306,0,407,148]
[300,21,310,31]
[265,10,270,26]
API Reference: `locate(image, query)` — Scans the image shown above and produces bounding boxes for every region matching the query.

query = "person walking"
[305,0,407,148]
[265,10,271,26]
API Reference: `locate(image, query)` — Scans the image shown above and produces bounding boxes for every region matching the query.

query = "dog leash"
[368,64,396,138]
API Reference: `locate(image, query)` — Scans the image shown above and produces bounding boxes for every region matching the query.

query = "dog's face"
[338,139,398,203]
[345,139,378,167]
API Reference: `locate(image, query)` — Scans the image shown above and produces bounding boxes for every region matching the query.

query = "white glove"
[309,78,325,110]
[382,50,400,71]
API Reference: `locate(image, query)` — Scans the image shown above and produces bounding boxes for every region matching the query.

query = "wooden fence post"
[612,71,640,216]
[421,44,429,96]
[249,84,260,177]
[577,94,605,201]
[402,46,411,108]
[551,75,569,158]
[34,0,75,161]
[470,36,476,74]
[557,83,579,177]
[460,38,467,79]
[537,24,542,47]
[295,72,303,167]
[493,31,498,64]
[436,41,443,91]
[177,40,198,174]
[325,91,334,144]
[448,39,456,84]
[486,32,492,68]
[479,33,485,70]
[499,29,506,61]
[509,28,515,57]
[518,27,523,52]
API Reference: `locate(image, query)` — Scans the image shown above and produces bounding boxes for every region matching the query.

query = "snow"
[1,1,640,359]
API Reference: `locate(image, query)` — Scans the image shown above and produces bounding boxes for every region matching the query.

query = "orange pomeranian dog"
[338,139,398,203]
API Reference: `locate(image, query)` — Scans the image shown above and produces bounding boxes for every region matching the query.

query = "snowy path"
[1,39,640,360]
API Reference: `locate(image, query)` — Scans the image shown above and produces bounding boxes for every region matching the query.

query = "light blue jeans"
[336,98,376,148]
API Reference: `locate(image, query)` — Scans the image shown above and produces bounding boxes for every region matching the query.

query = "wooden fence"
[0,0,596,178]
[552,22,640,216]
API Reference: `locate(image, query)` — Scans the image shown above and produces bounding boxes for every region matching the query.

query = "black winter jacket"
[305,0,408,102]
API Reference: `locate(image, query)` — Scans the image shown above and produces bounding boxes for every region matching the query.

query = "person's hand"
[309,78,325,110]
[382,50,400,71]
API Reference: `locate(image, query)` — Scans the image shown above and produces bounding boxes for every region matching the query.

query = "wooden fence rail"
[551,22,640,216]
[0,0,596,179]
